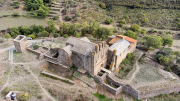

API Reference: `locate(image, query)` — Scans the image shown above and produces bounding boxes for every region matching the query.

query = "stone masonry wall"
[103,83,123,95]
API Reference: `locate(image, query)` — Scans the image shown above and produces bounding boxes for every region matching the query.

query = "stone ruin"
[13,35,28,53]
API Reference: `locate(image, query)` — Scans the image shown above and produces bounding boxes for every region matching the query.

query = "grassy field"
[0,17,48,30]
[13,51,39,63]
[132,66,164,84]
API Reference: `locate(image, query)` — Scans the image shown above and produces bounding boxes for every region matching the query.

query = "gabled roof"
[125,36,137,43]
[109,39,130,55]
[80,37,91,42]
[109,37,123,45]
[66,37,96,55]
[62,45,72,54]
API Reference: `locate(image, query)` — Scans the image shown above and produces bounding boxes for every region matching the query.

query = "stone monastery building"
[13,35,137,76]
[44,35,137,76]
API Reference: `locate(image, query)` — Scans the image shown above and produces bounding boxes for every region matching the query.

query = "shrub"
[175,51,180,57]
[105,18,113,24]
[53,33,59,38]
[33,45,39,50]
[53,15,59,20]
[148,29,155,33]
[27,34,36,39]
[62,8,67,15]
[141,28,146,34]
[63,34,68,38]
[76,33,80,38]
[2,87,10,95]
[65,16,72,21]
[119,19,126,26]
[100,3,106,9]
[83,4,88,9]
[12,12,19,17]
[130,24,140,32]
[148,47,153,50]
[75,13,80,17]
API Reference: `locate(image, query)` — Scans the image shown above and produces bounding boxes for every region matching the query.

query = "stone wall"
[27,48,41,56]
[58,48,72,67]
[92,42,109,75]
[123,84,139,99]
[13,35,28,53]
[138,84,180,99]
[103,83,123,95]
[94,73,107,84]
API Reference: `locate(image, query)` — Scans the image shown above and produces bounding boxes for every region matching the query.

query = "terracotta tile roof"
[125,37,137,43]
[109,37,123,44]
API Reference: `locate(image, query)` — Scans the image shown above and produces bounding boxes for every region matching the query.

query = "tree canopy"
[146,35,162,48]
[124,30,137,39]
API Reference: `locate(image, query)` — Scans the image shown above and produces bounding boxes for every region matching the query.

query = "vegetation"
[130,24,140,32]
[124,30,136,39]
[33,45,40,50]
[2,33,11,40]
[93,92,112,101]
[105,18,113,24]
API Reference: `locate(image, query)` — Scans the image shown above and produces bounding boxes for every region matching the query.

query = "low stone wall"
[103,83,123,95]
[44,54,58,64]
[123,84,139,99]
[42,70,75,84]
[27,48,41,56]
[138,84,180,99]
[94,73,107,84]
[106,75,123,87]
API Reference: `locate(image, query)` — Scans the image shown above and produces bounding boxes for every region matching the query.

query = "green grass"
[149,93,180,101]
[0,17,47,30]
[132,66,163,84]
[93,92,113,101]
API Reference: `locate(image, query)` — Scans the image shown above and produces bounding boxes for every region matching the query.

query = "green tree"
[162,37,173,47]
[124,30,137,39]
[10,27,20,38]
[46,19,57,33]
[2,33,11,40]
[93,27,113,40]
[141,28,146,34]
[39,31,49,37]
[130,24,140,32]
[18,26,31,35]
[37,6,49,18]
[146,35,162,48]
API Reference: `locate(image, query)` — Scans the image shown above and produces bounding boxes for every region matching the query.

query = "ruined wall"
[48,63,72,76]
[94,73,107,84]
[123,84,139,99]
[103,83,123,95]
[27,48,41,56]
[138,84,180,99]
[93,42,109,75]
[13,35,28,53]
[58,49,72,67]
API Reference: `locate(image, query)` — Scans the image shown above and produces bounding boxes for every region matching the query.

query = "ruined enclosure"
[13,35,28,53]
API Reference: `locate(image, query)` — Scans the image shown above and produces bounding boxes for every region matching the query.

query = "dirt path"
[0,64,14,93]
[27,67,56,101]
[1,0,11,11]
